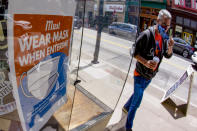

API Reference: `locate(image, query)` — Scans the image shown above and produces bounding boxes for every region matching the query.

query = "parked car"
[74,16,81,29]
[173,37,194,58]
[108,22,137,40]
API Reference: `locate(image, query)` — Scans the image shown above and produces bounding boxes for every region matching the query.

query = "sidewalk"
[72,52,197,131]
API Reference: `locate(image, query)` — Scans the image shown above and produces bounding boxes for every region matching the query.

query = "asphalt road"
[72,28,197,106]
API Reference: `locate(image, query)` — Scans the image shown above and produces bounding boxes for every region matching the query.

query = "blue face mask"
[158,25,169,40]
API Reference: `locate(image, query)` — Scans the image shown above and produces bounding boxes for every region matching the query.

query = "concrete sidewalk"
[73,52,197,131]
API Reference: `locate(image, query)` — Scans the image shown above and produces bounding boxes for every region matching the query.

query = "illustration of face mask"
[158,25,169,41]
[20,56,60,100]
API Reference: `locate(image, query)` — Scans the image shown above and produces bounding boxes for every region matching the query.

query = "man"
[123,9,174,131]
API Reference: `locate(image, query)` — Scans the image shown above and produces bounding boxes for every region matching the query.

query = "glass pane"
[1,0,197,131]
[184,18,190,27]
[176,16,183,25]
[69,0,140,130]
[185,0,192,8]
[191,20,196,28]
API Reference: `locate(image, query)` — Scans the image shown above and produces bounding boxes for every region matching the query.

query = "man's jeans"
[124,76,151,129]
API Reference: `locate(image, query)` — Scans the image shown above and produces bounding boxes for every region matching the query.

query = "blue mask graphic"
[158,25,169,40]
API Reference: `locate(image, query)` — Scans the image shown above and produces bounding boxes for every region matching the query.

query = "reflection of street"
[73,28,197,106]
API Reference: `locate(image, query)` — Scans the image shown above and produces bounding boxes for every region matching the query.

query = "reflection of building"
[125,0,167,29]
[75,0,95,27]
[125,0,139,26]
[104,0,126,24]
[167,0,197,46]
[140,0,167,31]
[93,0,126,27]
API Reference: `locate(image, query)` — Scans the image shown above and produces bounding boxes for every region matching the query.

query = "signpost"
[161,65,195,116]
[92,0,104,64]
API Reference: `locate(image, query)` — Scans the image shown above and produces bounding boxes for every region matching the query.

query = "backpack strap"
[148,27,156,52]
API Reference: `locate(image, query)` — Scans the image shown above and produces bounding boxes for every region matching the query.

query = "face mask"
[158,25,169,40]
[20,56,60,100]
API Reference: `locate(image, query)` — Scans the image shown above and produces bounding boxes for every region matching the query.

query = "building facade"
[125,0,139,26]
[75,0,96,27]
[93,0,126,27]
[125,0,167,30]
[167,0,197,46]
[140,0,167,31]
[104,0,126,24]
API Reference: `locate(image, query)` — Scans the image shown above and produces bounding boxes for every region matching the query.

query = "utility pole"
[92,0,104,64]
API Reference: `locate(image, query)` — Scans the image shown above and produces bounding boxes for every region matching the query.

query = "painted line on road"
[102,39,130,49]
[163,59,197,75]
[163,59,185,70]
[75,31,130,49]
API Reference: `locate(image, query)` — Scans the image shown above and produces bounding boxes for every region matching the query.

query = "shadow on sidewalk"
[161,98,187,119]
[71,63,93,74]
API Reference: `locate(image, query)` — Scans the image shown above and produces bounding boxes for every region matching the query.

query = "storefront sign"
[105,4,123,13]
[175,0,197,10]
[175,0,185,6]
[8,0,76,131]
[175,25,182,33]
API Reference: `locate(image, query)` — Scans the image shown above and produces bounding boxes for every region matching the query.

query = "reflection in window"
[191,20,197,29]
[191,0,196,8]
[184,18,190,27]
[196,0,197,9]
[176,16,183,25]
[185,0,192,8]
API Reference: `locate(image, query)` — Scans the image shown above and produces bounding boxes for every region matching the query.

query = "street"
[72,28,197,106]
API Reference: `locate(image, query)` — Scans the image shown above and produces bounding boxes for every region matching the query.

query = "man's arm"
[135,55,157,70]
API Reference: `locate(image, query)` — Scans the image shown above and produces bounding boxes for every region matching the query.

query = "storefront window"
[191,20,197,28]
[184,18,190,27]
[196,0,197,9]
[185,0,192,8]
[129,6,138,13]
[176,16,183,25]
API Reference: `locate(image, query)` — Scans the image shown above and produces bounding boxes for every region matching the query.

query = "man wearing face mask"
[123,9,174,131]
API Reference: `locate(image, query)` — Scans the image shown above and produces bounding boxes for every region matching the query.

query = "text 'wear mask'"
[20,56,60,100]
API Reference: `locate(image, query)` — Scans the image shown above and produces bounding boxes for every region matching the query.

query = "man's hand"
[135,55,157,70]
[168,36,174,47]
[167,37,174,55]
[145,60,157,70]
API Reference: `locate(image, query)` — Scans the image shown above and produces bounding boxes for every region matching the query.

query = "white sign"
[94,4,97,11]
[175,25,182,33]
[105,4,124,13]
[161,65,194,102]
[8,0,76,131]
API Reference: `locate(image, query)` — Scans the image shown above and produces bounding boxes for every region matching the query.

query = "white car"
[191,51,197,66]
